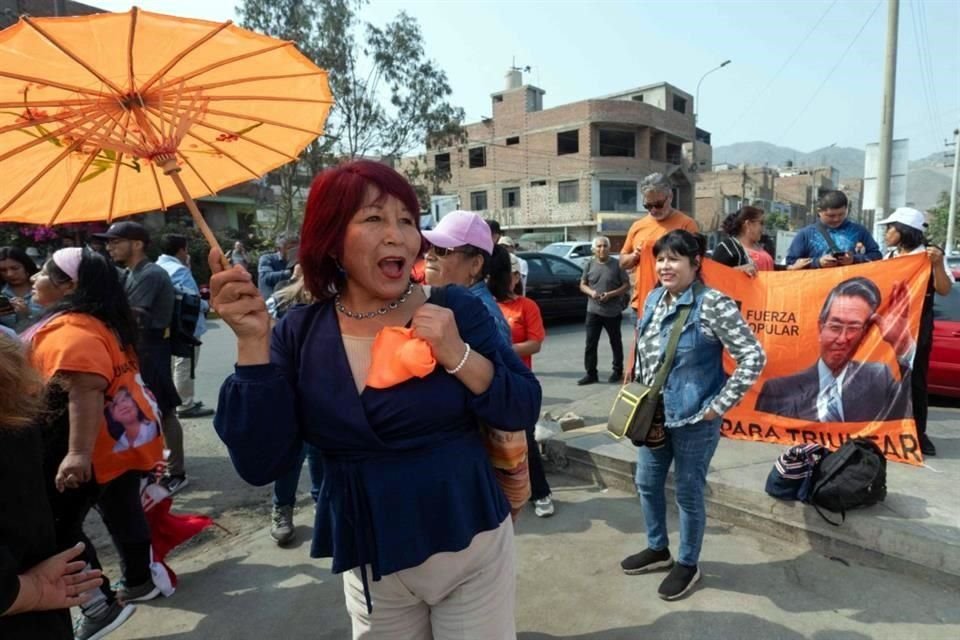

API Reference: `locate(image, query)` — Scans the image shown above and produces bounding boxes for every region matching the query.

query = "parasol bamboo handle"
[159,158,229,270]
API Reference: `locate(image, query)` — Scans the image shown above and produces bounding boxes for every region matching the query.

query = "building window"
[557,129,579,155]
[493,95,504,103]
[666,143,682,165]
[470,190,488,211]
[502,187,520,208]
[672,95,687,114]
[631,94,644,102]
[506,136,520,146]
[599,180,637,211]
[530,179,546,187]
[557,180,579,204]
[468,147,486,168]
[598,129,635,157]
[434,152,450,174]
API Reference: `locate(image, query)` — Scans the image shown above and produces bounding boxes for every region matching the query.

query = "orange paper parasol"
[0,8,333,252]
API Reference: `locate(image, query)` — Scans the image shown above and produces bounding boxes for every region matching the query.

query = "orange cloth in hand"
[365,327,437,389]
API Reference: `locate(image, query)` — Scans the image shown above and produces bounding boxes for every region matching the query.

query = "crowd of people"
[1,158,952,639]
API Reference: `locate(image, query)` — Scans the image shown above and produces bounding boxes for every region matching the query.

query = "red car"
[930,278,960,397]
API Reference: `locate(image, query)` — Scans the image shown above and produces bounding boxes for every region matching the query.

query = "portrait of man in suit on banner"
[755,276,914,423]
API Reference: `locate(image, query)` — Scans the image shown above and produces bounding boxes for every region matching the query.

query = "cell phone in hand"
[831,251,847,259]
[0,295,14,315]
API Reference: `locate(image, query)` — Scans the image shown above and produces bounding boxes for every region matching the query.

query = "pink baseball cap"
[422,210,494,254]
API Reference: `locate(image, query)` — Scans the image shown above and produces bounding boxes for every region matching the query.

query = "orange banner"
[703,254,931,465]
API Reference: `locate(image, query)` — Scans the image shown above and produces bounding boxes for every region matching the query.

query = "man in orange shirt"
[619,173,699,313]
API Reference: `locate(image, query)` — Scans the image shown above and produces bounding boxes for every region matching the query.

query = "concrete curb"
[543,424,960,590]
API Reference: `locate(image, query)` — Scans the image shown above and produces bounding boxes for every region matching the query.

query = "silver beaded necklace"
[335,283,415,320]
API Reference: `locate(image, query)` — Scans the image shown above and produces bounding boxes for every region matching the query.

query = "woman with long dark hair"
[711,207,778,275]
[26,248,166,639]
[622,230,764,600]
[0,246,43,332]
[211,162,540,637]
[878,207,954,456]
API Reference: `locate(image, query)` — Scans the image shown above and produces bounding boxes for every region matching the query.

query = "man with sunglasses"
[755,277,913,423]
[619,173,698,315]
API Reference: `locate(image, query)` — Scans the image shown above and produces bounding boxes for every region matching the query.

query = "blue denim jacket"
[638,285,726,425]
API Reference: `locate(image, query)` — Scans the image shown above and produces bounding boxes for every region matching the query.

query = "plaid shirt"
[637,286,765,426]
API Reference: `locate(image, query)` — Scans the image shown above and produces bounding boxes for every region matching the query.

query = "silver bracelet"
[445,343,471,375]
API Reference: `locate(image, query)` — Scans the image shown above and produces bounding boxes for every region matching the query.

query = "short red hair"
[299,160,421,299]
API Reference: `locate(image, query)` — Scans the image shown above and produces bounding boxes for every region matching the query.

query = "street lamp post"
[691,60,731,217]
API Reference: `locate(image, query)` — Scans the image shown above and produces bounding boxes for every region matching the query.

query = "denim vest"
[638,284,727,426]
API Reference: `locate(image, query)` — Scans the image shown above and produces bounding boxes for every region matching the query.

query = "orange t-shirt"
[622,211,699,310]
[30,314,164,484]
[497,297,546,370]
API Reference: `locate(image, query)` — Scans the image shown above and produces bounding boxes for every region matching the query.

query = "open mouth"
[378,257,406,279]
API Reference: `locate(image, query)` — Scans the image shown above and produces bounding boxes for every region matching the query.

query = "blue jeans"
[272,443,324,507]
[634,418,721,567]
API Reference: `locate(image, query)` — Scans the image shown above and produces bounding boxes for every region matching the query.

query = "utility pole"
[947,128,959,255]
[874,0,899,241]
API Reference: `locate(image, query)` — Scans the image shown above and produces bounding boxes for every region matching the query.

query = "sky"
[94,0,960,160]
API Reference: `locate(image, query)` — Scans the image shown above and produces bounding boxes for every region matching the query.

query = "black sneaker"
[177,402,215,419]
[159,474,189,496]
[920,434,937,457]
[117,579,161,603]
[577,374,599,386]
[608,371,623,384]
[658,563,701,600]
[620,547,673,575]
[74,601,136,640]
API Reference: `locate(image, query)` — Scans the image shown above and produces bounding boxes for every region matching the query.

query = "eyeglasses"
[643,199,668,211]
[822,322,866,339]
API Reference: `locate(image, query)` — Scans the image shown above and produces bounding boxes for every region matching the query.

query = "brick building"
[406,71,707,248]
[694,164,863,234]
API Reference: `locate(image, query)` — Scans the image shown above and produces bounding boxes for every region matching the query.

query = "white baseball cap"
[876,207,926,232]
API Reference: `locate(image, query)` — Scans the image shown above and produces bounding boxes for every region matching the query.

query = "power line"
[916,0,944,136]
[777,1,882,145]
[908,0,939,146]
[724,0,838,139]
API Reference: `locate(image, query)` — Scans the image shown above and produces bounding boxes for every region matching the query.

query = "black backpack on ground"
[810,438,887,526]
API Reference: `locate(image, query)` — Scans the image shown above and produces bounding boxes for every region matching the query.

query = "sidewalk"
[544,384,960,589]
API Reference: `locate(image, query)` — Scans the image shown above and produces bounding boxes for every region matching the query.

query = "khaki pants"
[172,345,199,408]
[343,516,516,640]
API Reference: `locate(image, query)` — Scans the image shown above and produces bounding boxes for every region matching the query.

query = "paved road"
[85,314,960,639]
[110,474,960,640]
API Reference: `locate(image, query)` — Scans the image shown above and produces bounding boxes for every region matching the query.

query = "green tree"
[236,0,464,220]
[925,190,955,251]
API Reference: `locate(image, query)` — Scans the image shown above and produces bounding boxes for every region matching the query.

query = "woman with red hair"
[211,160,541,638]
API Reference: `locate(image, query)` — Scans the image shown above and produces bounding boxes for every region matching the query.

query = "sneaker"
[74,601,136,640]
[159,474,189,496]
[658,563,701,600]
[534,496,555,518]
[270,505,295,546]
[577,374,599,386]
[920,434,937,457]
[117,579,160,603]
[620,547,673,575]
[177,402,215,419]
[608,371,623,384]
